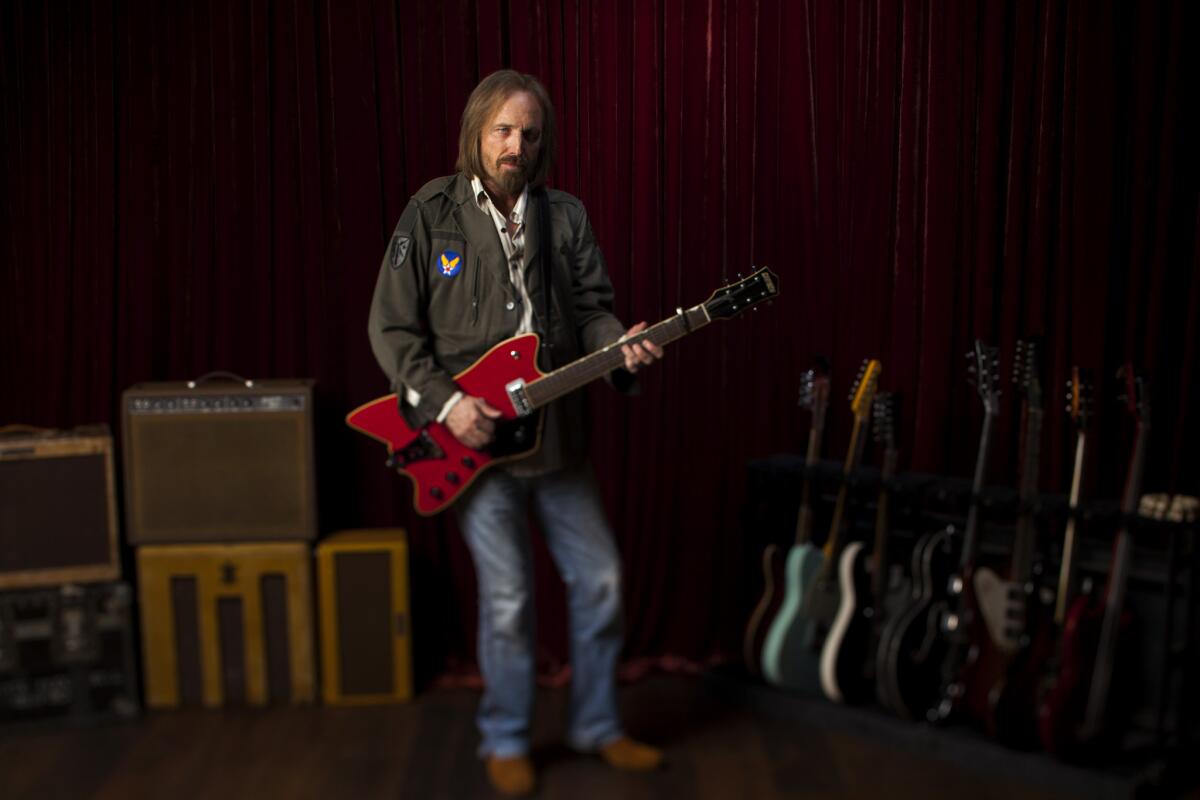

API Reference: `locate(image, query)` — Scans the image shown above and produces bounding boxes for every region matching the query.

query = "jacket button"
[506,301,515,311]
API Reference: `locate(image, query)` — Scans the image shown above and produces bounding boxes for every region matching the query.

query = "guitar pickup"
[505,379,533,417]
[386,429,446,468]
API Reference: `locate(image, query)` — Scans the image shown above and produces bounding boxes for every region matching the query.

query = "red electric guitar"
[348,268,780,515]
[1038,363,1147,757]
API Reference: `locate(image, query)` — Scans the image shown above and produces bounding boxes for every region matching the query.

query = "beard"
[488,155,531,195]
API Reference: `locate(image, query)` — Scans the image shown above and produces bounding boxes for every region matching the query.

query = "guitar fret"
[524,308,708,409]
[1011,407,1043,584]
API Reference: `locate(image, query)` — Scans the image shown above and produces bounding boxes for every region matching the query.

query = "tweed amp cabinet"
[121,376,317,544]
[0,426,121,590]
[0,581,139,722]
[137,542,315,708]
[316,529,413,704]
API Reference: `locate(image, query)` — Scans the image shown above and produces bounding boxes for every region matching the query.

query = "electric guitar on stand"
[348,268,779,515]
[1036,367,1097,755]
[821,391,901,703]
[1073,365,1151,751]
[876,341,1001,720]
[983,340,1060,746]
[762,359,882,691]
[744,363,831,676]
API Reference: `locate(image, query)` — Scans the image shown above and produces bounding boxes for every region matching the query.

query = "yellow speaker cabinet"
[137,542,315,708]
[316,529,413,704]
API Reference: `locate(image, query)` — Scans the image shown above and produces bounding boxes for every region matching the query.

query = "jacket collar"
[448,173,549,301]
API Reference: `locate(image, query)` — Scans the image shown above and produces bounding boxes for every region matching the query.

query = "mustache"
[497,155,528,169]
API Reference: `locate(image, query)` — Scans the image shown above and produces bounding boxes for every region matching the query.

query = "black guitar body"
[822,543,878,704]
[876,525,958,720]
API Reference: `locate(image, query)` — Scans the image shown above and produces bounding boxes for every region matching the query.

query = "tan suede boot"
[485,754,536,797]
[598,737,665,771]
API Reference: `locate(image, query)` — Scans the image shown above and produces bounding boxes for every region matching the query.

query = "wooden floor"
[0,670,1190,799]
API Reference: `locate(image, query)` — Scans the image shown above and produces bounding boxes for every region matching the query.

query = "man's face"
[479,90,543,197]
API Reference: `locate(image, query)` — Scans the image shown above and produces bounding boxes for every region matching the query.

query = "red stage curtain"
[1,0,1196,687]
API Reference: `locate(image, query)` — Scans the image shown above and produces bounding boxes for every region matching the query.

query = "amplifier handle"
[188,371,254,388]
[0,424,54,438]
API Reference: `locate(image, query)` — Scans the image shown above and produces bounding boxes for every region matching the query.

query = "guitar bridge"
[386,429,446,468]
[506,379,533,417]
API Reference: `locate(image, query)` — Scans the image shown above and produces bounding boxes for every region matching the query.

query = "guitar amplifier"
[0,426,121,590]
[122,377,317,544]
[137,542,315,708]
[0,582,139,723]
[316,529,413,704]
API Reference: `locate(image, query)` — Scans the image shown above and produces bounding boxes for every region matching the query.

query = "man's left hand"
[619,321,664,374]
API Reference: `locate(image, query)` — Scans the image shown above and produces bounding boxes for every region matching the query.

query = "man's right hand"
[445,395,503,450]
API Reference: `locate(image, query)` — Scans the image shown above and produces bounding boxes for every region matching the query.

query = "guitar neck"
[1011,403,1044,584]
[1053,430,1087,624]
[524,305,710,409]
[822,415,869,563]
[1082,418,1150,735]
[959,409,997,570]
[794,420,827,546]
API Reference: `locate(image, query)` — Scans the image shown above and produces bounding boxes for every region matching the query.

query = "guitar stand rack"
[738,454,1200,798]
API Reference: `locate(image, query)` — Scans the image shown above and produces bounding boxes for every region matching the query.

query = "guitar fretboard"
[958,409,997,571]
[794,416,827,546]
[1053,429,1087,624]
[1011,405,1043,585]
[523,305,710,409]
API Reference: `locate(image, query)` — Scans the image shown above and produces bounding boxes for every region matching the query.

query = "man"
[368,69,664,797]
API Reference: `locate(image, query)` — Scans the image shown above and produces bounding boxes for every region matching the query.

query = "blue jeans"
[455,461,625,758]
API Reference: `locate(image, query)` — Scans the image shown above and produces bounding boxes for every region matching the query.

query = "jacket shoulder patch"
[388,202,420,269]
[389,234,411,269]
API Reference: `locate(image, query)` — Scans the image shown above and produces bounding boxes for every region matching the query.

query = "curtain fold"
[1,0,1195,686]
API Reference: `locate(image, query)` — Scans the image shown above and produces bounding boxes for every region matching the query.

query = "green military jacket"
[368,173,629,474]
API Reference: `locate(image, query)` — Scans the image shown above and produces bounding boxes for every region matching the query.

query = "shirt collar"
[470,175,527,225]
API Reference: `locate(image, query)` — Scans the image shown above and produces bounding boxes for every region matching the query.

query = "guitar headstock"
[798,357,832,431]
[1116,362,1150,427]
[849,359,883,421]
[703,267,780,321]
[872,392,899,451]
[1012,338,1043,409]
[1065,366,1094,430]
[967,340,1002,416]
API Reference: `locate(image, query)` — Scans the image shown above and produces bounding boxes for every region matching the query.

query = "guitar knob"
[445,472,460,484]
[948,575,964,595]
[462,456,476,468]
[430,487,444,500]
[943,612,960,633]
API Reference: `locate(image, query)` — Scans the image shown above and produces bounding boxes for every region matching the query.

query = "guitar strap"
[535,186,565,360]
